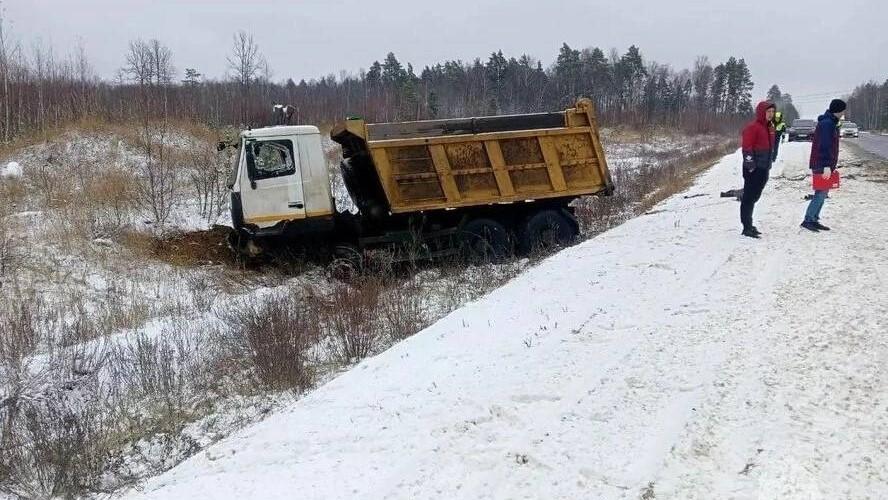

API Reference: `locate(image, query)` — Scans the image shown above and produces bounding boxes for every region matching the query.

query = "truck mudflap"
[230,192,245,230]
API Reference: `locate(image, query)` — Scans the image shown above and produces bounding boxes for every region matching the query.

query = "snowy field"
[123,142,888,500]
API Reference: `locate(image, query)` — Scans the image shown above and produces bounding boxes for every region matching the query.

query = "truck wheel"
[519,209,578,254]
[459,218,512,263]
[328,244,364,280]
[227,229,263,258]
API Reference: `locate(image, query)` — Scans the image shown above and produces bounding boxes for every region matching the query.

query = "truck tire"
[328,244,364,280]
[518,209,578,254]
[227,228,263,258]
[458,217,512,263]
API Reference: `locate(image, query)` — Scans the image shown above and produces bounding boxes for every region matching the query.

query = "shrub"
[222,293,319,391]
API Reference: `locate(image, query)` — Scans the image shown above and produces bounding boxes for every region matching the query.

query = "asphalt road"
[849,132,888,159]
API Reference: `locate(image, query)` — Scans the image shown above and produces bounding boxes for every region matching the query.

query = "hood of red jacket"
[755,101,776,125]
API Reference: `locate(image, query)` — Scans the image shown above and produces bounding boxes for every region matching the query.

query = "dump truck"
[227,99,613,269]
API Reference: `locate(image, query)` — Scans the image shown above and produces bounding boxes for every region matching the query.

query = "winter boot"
[800,221,820,232]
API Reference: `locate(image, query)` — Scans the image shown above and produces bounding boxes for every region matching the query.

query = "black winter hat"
[829,99,847,114]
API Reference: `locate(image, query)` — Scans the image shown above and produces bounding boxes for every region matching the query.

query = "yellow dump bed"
[331,99,613,214]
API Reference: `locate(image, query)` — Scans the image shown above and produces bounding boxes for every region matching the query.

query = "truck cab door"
[240,137,306,228]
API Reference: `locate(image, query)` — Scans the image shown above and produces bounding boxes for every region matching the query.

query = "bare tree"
[227,30,265,123]
[72,38,94,116]
[123,38,179,227]
[148,38,174,86]
[124,39,154,87]
[0,8,12,142]
[227,30,263,87]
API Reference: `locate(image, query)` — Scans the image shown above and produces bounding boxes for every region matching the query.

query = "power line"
[790,90,854,99]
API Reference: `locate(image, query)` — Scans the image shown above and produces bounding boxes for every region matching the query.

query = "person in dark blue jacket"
[801,99,845,232]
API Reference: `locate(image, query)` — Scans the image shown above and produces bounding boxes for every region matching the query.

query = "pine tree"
[580,47,610,111]
[486,50,508,113]
[710,63,727,115]
[766,84,782,103]
[427,90,439,118]
[618,45,647,118]
[554,43,581,104]
[367,61,382,86]
[691,56,713,130]
[736,59,754,115]
[781,97,800,123]
[400,63,419,120]
[382,53,404,83]
[723,57,740,114]
[182,68,202,86]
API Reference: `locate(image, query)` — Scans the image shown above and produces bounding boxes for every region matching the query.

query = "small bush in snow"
[110,327,201,426]
[0,390,116,499]
[312,278,383,362]
[85,168,139,238]
[222,293,319,392]
[132,122,180,229]
[0,298,118,499]
[378,279,427,342]
[0,221,19,288]
[183,142,231,225]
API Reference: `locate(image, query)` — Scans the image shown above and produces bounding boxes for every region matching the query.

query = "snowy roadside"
[123,142,887,500]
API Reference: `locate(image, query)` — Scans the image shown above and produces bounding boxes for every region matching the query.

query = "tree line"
[0,24,781,145]
[845,79,888,131]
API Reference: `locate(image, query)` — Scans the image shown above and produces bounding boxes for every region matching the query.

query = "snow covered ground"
[122,142,888,499]
[602,133,723,173]
[0,161,22,178]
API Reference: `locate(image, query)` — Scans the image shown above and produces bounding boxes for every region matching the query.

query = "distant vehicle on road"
[788,119,816,142]
[840,121,860,138]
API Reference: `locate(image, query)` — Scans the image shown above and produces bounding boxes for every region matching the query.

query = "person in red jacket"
[739,101,776,238]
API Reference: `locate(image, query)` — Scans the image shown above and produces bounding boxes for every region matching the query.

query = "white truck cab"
[230,125,335,236]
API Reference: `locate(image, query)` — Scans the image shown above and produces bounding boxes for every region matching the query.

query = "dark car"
[788,119,816,142]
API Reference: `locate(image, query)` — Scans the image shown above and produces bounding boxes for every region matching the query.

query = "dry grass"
[378,278,428,342]
[84,169,139,238]
[0,220,19,290]
[310,278,384,362]
[0,175,26,215]
[0,297,224,498]
[122,226,237,267]
[220,293,319,392]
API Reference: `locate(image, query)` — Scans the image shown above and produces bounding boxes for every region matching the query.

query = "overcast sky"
[4,0,886,116]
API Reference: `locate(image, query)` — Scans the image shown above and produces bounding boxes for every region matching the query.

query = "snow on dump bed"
[125,142,888,500]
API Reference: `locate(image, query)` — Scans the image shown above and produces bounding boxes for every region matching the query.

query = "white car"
[840,122,860,138]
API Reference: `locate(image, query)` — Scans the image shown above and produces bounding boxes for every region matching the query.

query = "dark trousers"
[772,133,782,160]
[740,168,769,229]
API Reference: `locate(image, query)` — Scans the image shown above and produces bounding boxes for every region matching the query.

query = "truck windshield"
[248,140,296,179]
[841,122,857,128]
